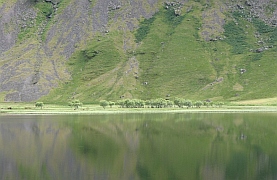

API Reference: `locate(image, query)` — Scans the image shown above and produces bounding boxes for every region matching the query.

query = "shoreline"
[1,105,277,115]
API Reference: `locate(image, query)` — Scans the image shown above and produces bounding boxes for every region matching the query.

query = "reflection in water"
[0,113,277,179]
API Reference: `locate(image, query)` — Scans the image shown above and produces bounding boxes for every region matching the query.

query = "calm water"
[0,113,277,180]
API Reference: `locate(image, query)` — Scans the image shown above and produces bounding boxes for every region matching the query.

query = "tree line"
[33,98,224,110]
[99,98,224,109]
[34,100,83,109]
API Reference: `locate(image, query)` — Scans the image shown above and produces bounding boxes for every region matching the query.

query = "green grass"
[41,35,125,103]
[135,4,216,99]
[35,1,53,17]
[76,39,122,79]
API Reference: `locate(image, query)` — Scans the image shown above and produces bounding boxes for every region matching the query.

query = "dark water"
[0,113,277,180]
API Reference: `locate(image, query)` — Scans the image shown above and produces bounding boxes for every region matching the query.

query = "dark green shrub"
[135,16,156,43]
[223,21,248,54]
[70,100,83,109]
[164,6,185,27]
[35,102,44,109]
[252,18,274,34]
[109,101,115,108]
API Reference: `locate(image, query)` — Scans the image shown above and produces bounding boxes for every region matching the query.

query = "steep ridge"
[1,0,277,103]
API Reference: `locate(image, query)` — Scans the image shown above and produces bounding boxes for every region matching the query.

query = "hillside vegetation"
[1,0,277,103]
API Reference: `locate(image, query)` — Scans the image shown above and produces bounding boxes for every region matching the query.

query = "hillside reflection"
[0,113,277,179]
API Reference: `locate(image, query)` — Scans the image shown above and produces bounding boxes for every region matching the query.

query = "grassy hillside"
[44,0,277,103]
[41,33,128,103]
[2,0,277,103]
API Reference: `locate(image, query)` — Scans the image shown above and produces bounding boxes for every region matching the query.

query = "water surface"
[0,113,277,179]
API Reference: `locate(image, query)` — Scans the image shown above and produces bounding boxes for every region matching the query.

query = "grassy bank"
[1,102,277,115]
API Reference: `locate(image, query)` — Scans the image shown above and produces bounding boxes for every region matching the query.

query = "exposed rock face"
[0,0,161,102]
[201,2,227,41]
[0,1,33,54]
[229,0,277,27]
[0,59,49,101]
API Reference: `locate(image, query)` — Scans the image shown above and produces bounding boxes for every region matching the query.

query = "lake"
[0,112,277,179]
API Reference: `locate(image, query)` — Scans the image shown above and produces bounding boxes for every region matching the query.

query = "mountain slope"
[1,0,277,103]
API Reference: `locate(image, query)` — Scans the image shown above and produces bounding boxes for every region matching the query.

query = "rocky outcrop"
[0,0,162,101]
[201,2,227,41]
[228,0,277,27]
[0,1,34,54]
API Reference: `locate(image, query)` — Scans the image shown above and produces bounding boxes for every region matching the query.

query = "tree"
[125,99,135,108]
[166,100,174,108]
[184,100,192,108]
[100,100,109,109]
[194,101,203,108]
[155,98,167,108]
[209,101,214,107]
[145,100,151,108]
[70,100,83,109]
[35,102,44,109]
[109,101,115,108]
[203,101,213,107]
[133,99,145,108]
[116,100,125,108]
[137,99,145,108]
[174,98,185,108]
